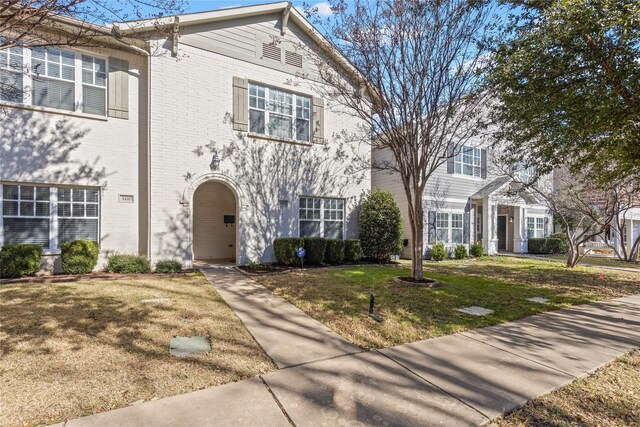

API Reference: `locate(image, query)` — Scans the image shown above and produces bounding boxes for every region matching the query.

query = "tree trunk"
[567,245,579,268]
[411,200,424,280]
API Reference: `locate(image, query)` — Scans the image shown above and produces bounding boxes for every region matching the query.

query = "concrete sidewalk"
[60,286,640,426]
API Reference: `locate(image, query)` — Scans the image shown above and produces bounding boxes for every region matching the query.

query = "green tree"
[359,189,403,261]
[488,0,640,183]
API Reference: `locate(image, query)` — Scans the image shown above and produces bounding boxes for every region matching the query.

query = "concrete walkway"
[59,280,640,426]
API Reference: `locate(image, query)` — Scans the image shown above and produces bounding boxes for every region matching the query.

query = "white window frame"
[0,46,108,116]
[0,183,101,251]
[526,216,545,239]
[249,83,311,143]
[454,146,482,178]
[299,196,345,239]
[434,210,465,244]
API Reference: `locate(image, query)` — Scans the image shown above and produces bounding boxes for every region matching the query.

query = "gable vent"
[262,43,282,62]
[285,50,303,68]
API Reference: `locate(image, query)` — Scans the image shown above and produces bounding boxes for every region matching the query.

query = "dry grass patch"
[0,273,276,426]
[498,350,640,426]
[255,257,640,349]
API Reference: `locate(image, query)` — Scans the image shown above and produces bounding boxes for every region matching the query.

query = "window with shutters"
[0,46,108,116]
[454,146,482,177]
[299,197,344,239]
[249,83,311,143]
[1,184,100,250]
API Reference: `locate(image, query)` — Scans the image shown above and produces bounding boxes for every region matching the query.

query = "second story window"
[249,83,311,143]
[0,46,108,116]
[454,146,482,177]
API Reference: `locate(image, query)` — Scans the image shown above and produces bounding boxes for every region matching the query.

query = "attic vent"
[262,43,282,62]
[285,50,303,68]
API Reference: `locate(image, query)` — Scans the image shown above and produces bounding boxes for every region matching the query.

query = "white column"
[482,198,490,254]
[513,206,524,253]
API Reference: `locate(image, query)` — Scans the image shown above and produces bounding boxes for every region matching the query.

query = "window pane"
[436,229,449,243]
[32,78,75,111]
[58,188,71,202]
[72,204,85,217]
[296,118,310,142]
[61,51,75,66]
[72,189,85,202]
[3,200,18,216]
[58,203,71,217]
[3,185,18,200]
[59,218,98,243]
[82,85,106,115]
[451,229,463,243]
[35,202,49,216]
[82,69,93,84]
[36,187,49,201]
[249,109,265,134]
[300,220,321,238]
[0,69,23,102]
[324,221,343,239]
[20,186,34,200]
[3,218,49,247]
[20,201,34,216]
[269,114,292,140]
[86,204,98,217]
[86,190,98,203]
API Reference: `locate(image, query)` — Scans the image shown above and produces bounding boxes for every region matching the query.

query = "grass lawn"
[497,350,640,426]
[255,256,640,349]
[0,273,276,427]
[542,254,640,270]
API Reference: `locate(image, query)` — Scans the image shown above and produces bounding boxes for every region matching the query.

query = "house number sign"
[118,194,134,203]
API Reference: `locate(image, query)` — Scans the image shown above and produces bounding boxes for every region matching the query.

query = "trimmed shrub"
[273,238,304,266]
[470,240,484,257]
[325,239,345,264]
[61,240,99,274]
[454,244,468,260]
[304,237,327,264]
[155,259,182,273]
[344,239,362,263]
[528,237,568,255]
[107,254,151,274]
[549,233,570,254]
[430,242,448,261]
[359,189,403,261]
[0,244,42,278]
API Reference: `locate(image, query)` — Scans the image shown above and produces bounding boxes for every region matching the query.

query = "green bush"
[155,259,182,273]
[273,238,304,266]
[549,233,570,254]
[359,189,403,261]
[344,240,362,263]
[107,254,151,274]
[528,237,568,254]
[430,242,448,261]
[454,244,468,260]
[304,237,327,264]
[0,244,42,278]
[60,240,99,274]
[470,240,484,257]
[324,239,345,264]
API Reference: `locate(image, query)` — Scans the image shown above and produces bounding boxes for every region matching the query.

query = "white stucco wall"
[0,46,147,271]
[147,41,371,265]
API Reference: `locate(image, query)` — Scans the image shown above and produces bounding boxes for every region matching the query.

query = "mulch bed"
[393,276,439,287]
[237,259,401,276]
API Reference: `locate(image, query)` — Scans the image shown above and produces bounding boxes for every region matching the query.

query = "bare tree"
[601,181,640,262]
[303,0,496,280]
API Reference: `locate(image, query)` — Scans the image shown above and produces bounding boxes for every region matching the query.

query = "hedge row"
[273,238,362,266]
[528,236,569,254]
[0,241,183,278]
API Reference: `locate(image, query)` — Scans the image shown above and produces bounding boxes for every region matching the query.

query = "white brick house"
[0,3,370,269]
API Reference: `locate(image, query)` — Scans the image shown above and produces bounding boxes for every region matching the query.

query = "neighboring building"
[0,2,370,269]
[372,142,553,258]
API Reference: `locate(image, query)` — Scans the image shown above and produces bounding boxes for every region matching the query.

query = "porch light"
[210,152,221,171]
[509,216,514,223]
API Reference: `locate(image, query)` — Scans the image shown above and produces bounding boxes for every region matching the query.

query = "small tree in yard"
[359,189,402,261]
[304,0,496,280]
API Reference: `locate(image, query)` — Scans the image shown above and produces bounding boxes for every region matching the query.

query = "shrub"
[0,244,42,278]
[324,239,345,264]
[454,244,468,260]
[430,242,448,261]
[246,260,265,270]
[107,254,151,274]
[359,189,403,261]
[304,237,327,264]
[60,240,99,274]
[155,259,182,273]
[549,233,570,254]
[273,238,304,266]
[344,239,362,263]
[470,240,484,257]
[528,237,567,254]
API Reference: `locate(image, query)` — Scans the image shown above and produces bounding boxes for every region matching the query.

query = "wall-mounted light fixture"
[210,151,221,171]
[509,216,514,223]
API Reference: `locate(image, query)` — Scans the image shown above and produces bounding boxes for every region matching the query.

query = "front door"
[497,216,507,250]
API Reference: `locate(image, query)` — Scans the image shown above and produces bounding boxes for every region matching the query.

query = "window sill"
[451,173,486,181]
[0,101,109,122]
[248,133,313,147]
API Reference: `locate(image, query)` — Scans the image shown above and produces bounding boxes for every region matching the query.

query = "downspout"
[146,42,152,257]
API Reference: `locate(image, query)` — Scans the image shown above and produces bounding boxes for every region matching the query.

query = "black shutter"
[463,202,471,244]
[481,149,487,179]
[447,145,455,174]
[427,211,436,244]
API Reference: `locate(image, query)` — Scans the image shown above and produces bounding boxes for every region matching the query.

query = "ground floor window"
[1,183,100,250]
[434,211,464,244]
[299,196,344,239]
[526,217,545,238]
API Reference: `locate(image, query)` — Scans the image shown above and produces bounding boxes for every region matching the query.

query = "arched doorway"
[192,181,237,263]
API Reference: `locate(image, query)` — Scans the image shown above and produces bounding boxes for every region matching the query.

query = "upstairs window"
[0,46,108,116]
[454,146,482,177]
[249,83,311,143]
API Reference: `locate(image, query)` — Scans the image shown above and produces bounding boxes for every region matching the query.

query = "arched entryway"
[192,181,238,263]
